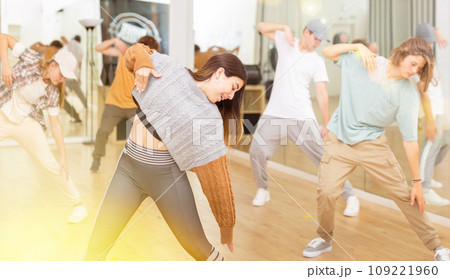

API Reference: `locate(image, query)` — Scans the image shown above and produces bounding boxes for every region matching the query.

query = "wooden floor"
[0,140,449,261]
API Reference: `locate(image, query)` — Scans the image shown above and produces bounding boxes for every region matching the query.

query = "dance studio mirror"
[209,0,450,219]
[1,0,449,220]
[0,0,168,144]
[0,0,102,143]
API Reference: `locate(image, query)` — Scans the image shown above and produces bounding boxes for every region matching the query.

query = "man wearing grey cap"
[415,23,450,206]
[249,19,359,216]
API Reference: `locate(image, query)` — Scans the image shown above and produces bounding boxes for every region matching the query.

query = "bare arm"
[0,33,18,87]
[402,140,425,213]
[30,41,47,54]
[420,92,437,141]
[315,81,329,139]
[95,38,127,57]
[60,36,68,45]
[258,22,294,46]
[434,27,448,49]
[49,114,69,179]
[322,43,377,71]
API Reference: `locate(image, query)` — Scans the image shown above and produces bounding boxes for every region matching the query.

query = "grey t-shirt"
[327,53,420,145]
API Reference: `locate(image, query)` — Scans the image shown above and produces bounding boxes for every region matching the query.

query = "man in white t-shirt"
[64,35,87,114]
[249,20,359,216]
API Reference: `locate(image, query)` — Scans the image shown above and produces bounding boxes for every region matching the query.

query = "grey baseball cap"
[416,23,436,42]
[305,19,330,42]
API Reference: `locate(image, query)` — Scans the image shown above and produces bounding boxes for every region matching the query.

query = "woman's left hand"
[411,182,426,213]
[135,67,161,93]
[1,63,16,87]
[60,159,69,180]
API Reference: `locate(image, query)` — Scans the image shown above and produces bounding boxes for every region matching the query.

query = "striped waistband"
[125,139,175,165]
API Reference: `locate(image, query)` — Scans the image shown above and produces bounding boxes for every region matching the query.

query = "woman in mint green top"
[302,38,450,261]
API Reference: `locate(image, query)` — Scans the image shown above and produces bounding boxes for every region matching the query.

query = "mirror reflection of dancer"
[90,36,160,172]
[303,38,450,261]
[62,35,88,117]
[85,43,247,260]
[0,33,88,223]
[30,40,84,124]
[250,20,359,216]
[415,23,450,206]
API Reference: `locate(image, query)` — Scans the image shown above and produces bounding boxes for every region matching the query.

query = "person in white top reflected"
[62,35,87,114]
[0,33,88,223]
[415,23,450,206]
[249,20,360,216]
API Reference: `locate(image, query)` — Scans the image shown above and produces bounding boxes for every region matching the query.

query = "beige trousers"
[0,111,81,205]
[317,131,441,250]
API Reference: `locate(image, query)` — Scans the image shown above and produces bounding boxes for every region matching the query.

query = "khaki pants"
[250,115,355,200]
[0,111,81,205]
[317,131,441,250]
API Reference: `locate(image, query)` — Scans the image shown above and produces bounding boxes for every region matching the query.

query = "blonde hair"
[39,46,65,108]
[390,37,435,93]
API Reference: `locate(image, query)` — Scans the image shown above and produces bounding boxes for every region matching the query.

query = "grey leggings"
[85,152,214,260]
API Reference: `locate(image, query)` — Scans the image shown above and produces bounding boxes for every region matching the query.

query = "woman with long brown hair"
[0,33,87,223]
[85,43,246,260]
[302,38,449,260]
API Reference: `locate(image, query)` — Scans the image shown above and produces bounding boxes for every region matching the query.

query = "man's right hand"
[284,26,295,47]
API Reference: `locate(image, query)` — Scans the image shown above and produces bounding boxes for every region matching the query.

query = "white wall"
[1,0,101,82]
[312,0,369,97]
[193,0,257,64]
[169,0,194,68]
[435,0,450,122]
[391,0,410,47]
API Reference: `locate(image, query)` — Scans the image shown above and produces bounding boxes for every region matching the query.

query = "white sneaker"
[303,237,332,258]
[252,188,270,206]
[431,179,443,188]
[434,248,450,261]
[68,205,88,223]
[343,196,360,217]
[424,190,450,206]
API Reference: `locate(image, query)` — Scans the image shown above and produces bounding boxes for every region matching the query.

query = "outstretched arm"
[124,43,161,92]
[403,140,425,213]
[258,22,294,46]
[434,27,448,49]
[0,33,18,87]
[322,43,377,71]
[30,41,47,54]
[191,155,235,251]
[315,81,329,139]
[420,92,437,141]
[49,114,69,180]
[95,38,127,57]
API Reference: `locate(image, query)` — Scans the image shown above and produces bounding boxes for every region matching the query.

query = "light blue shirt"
[327,53,420,145]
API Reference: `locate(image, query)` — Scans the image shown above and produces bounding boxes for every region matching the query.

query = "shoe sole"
[343,210,359,217]
[252,195,271,207]
[426,201,450,206]
[67,211,88,224]
[67,216,87,224]
[303,246,332,258]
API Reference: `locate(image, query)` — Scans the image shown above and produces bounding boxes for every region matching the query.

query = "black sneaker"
[90,158,100,172]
